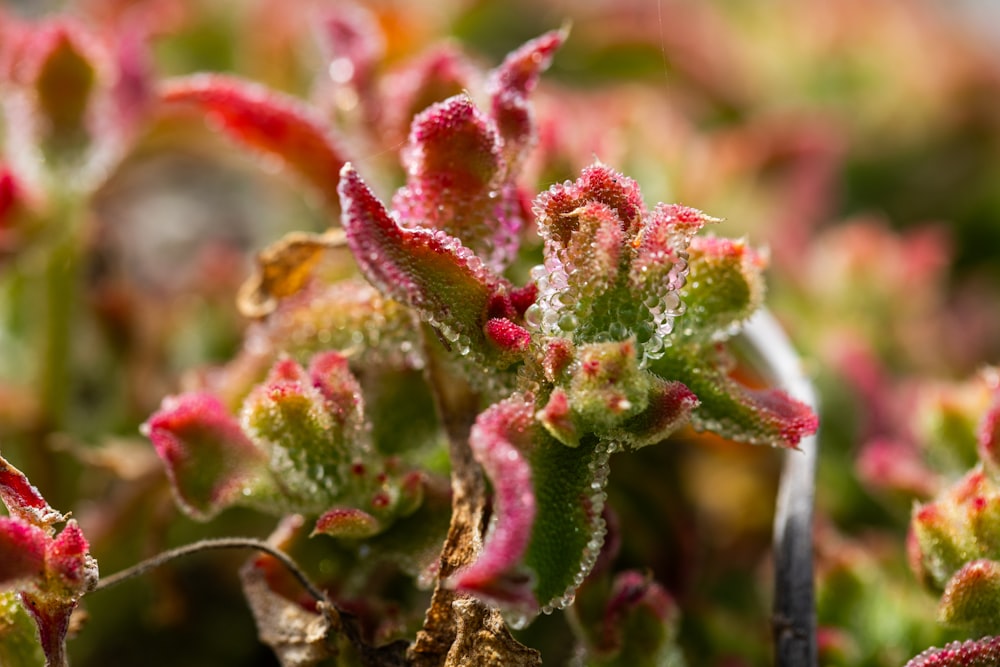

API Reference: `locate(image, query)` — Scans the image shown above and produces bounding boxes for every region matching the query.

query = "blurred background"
[3,0,1000,665]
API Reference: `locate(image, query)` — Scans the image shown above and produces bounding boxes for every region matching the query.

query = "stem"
[93,537,327,604]
[738,309,819,667]
[40,227,77,434]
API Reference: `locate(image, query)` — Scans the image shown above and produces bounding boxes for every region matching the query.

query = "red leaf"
[0,517,47,587]
[452,395,538,610]
[339,164,522,367]
[0,454,61,527]
[905,635,1000,666]
[161,74,350,208]
[143,392,271,519]
[487,28,567,170]
[392,95,520,269]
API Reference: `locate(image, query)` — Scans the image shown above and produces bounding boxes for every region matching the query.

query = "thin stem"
[93,537,327,604]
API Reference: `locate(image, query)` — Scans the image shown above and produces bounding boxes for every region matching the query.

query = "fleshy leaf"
[523,436,612,613]
[0,453,63,527]
[0,518,47,587]
[590,571,684,667]
[528,164,712,367]
[0,457,97,667]
[142,392,275,519]
[452,395,538,610]
[979,390,1000,475]
[240,353,368,514]
[161,74,350,208]
[910,469,1000,590]
[612,378,699,450]
[393,95,524,271]
[313,507,382,539]
[939,559,1000,634]
[534,162,644,257]
[541,341,696,450]
[649,344,818,448]
[486,28,566,171]
[219,277,420,408]
[676,235,766,341]
[338,163,523,367]
[904,636,1000,667]
[380,44,475,143]
[317,3,384,90]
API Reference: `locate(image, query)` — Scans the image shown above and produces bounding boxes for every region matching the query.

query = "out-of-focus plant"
[0,2,824,665]
[2,0,1000,665]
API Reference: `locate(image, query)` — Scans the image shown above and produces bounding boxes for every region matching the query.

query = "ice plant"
[0,455,98,667]
[141,25,818,663]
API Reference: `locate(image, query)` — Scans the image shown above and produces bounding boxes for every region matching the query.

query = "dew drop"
[524,304,543,328]
[557,313,579,332]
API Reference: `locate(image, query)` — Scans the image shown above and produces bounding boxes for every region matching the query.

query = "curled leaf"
[339,163,522,367]
[237,230,349,318]
[452,395,538,610]
[939,559,1000,634]
[393,95,523,271]
[161,74,350,208]
[649,345,818,448]
[143,392,274,519]
[676,235,766,341]
[487,27,567,171]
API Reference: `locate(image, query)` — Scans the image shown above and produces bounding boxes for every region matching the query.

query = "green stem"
[40,227,78,433]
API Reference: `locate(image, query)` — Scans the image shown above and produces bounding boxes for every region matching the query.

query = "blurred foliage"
[1,0,999,665]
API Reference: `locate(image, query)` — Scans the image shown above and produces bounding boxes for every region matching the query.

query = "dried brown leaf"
[237,230,348,318]
[239,558,340,667]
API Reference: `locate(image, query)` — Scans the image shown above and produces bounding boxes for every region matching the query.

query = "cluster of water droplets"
[523,257,577,337]
[523,246,691,368]
[630,250,690,366]
[539,439,616,616]
[690,406,770,447]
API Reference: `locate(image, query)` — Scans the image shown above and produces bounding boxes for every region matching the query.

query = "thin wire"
[92,537,328,604]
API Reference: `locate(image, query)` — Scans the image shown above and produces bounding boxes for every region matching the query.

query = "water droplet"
[524,304,543,328]
[557,313,579,332]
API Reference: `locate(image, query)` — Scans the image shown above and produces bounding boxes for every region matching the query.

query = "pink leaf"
[45,521,97,594]
[339,164,523,366]
[452,395,538,610]
[613,379,699,449]
[979,392,1000,472]
[16,19,106,152]
[393,95,524,270]
[0,454,61,527]
[161,74,350,208]
[534,162,644,254]
[599,570,679,655]
[380,44,476,144]
[905,635,1000,667]
[0,517,47,587]
[313,507,382,539]
[317,3,384,88]
[487,28,567,171]
[143,392,271,519]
